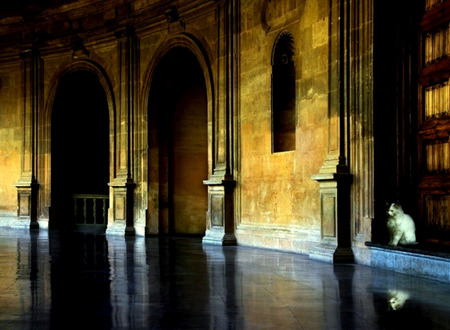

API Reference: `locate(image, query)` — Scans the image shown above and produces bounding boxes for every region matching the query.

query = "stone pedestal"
[310,172,354,263]
[15,181,39,229]
[107,180,136,236]
[203,174,236,246]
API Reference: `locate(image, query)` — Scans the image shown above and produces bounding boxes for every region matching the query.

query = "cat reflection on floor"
[388,289,410,311]
[387,203,417,246]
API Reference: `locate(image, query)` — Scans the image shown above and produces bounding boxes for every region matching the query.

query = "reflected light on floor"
[0,228,449,329]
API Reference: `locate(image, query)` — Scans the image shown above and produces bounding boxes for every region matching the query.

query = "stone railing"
[72,194,108,226]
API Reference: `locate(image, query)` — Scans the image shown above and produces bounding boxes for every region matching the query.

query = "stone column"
[107,26,139,236]
[15,49,42,230]
[202,0,238,245]
[310,0,354,263]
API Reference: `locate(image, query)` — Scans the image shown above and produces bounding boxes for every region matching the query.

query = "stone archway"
[148,47,208,235]
[50,70,110,231]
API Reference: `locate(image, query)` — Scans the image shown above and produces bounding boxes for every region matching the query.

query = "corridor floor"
[0,228,450,329]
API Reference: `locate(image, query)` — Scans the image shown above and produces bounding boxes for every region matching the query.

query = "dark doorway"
[373,1,421,244]
[148,47,208,235]
[51,70,109,231]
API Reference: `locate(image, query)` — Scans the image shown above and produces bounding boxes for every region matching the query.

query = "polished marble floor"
[0,228,450,329]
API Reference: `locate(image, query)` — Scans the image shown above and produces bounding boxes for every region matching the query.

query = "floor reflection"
[0,228,450,329]
[49,231,112,329]
[387,289,409,311]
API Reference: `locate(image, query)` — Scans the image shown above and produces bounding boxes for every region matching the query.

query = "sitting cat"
[387,203,417,246]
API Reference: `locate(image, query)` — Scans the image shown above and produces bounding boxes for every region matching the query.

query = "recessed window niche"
[272,31,296,153]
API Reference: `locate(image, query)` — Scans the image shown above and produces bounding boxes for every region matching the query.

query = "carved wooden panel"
[419,0,450,244]
[424,194,450,230]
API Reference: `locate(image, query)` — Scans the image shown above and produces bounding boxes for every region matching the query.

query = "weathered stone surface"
[0,0,376,266]
[0,64,22,215]
[238,0,328,254]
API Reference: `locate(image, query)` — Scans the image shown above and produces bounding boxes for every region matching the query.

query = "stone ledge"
[366,242,450,260]
[236,224,320,255]
[366,242,450,283]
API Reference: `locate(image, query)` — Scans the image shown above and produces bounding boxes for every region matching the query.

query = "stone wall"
[0,0,376,264]
[0,62,22,218]
[236,0,329,254]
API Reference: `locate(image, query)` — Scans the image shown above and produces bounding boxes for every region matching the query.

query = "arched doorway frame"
[39,59,116,226]
[140,33,215,235]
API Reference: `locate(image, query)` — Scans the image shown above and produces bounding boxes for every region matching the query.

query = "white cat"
[387,203,417,246]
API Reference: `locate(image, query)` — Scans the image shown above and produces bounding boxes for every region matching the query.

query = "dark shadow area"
[373,0,450,256]
[49,231,112,329]
[272,31,296,153]
[373,0,421,245]
[51,70,109,231]
[0,1,77,18]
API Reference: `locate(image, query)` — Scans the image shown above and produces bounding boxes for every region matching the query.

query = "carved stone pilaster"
[202,0,238,246]
[310,0,355,263]
[107,26,139,235]
[114,26,139,182]
[15,48,42,229]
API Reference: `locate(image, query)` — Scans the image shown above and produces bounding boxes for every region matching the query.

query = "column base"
[108,180,136,236]
[202,226,237,246]
[310,244,354,264]
[310,243,336,263]
[15,181,39,229]
[106,220,126,236]
[333,247,355,263]
[125,225,135,236]
[311,171,354,264]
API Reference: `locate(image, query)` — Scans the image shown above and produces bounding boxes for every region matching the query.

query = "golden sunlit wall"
[0,63,22,220]
[236,0,329,253]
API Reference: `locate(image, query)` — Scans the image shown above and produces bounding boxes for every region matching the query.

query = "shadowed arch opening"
[50,70,110,231]
[148,47,208,235]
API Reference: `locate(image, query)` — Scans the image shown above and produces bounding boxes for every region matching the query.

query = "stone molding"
[367,243,450,283]
[236,223,321,255]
